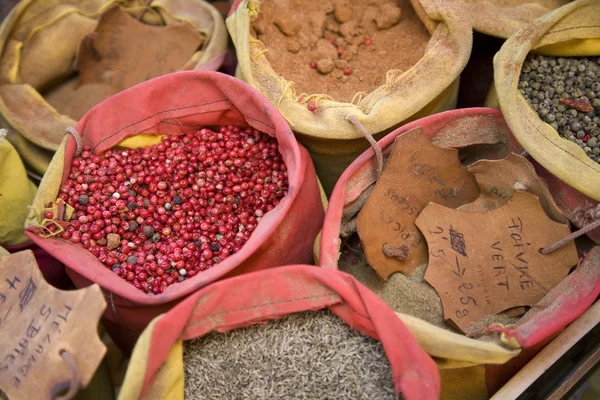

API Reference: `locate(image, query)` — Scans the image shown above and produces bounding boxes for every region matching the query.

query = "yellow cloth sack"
[227,0,472,195]
[463,0,572,39]
[0,129,37,246]
[0,0,227,176]
[118,318,184,400]
[494,0,600,202]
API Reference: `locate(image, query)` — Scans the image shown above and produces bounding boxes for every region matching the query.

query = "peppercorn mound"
[253,0,430,103]
[519,55,600,162]
[58,127,288,295]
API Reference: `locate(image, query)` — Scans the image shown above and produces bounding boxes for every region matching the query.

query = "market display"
[0,0,599,399]
[184,310,396,399]
[57,128,287,294]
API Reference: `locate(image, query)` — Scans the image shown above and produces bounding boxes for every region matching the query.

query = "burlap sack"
[494,0,600,202]
[0,0,228,176]
[118,265,440,400]
[318,108,600,399]
[0,128,37,246]
[492,0,600,243]
[227,0,472,195]
[24,71,324,353]
[464,0,572,39]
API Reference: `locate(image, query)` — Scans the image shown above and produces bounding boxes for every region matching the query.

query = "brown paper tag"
[461,153,566,224]
[0,251,106,399]
[356,127,480,279]
[415,191,578,332]
[74,6,202,91]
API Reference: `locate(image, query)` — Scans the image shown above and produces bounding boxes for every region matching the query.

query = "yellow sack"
[0,129,37,246]
[494,0,600,202]
[227,0,472,195]
[463,0,572,39]
[0,0,227,176]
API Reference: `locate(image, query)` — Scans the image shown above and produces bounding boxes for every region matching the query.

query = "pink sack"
[130,265,440,400]
[27,71,324,352]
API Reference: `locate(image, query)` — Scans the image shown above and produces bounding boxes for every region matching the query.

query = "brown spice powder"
[255,0,430,103]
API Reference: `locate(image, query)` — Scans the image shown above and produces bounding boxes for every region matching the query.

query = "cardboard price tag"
[75,6,203,91]
[0,251,106,399]
[461,153,566,223]
[415,192,578,332]
[356,127,480,279]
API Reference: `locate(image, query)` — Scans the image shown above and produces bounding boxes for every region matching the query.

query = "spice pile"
[519,55,600,162]
[56,127,288,294]
[183,310,397,399]
[253,0,430,102]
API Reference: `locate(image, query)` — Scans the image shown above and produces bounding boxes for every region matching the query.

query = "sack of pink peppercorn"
[24,71,325,353]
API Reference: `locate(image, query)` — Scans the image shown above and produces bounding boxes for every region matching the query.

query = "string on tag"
[65,127,83,157]
[347,115,383,177]
[0,128,7,142]
[540,204,600,255]
[55,350,79,400]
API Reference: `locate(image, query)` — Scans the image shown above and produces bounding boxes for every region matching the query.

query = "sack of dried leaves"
[118,265,440,400]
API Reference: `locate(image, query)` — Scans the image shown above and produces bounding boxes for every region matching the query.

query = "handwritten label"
[461,154,566,224]
[0,251,106,399]
[416,191,579,332]
[356,127,480,279]
[75,6,203,90]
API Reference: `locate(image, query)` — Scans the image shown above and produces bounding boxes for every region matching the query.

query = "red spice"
[309,61,317,69]
[583,134,591,143]
[58,127,289,295]
[364,38,372,46]
[337,47,343,55]
[560,97,594,113]
[343,67,353,76]
[327,38,334,45]
[307,103,317,112]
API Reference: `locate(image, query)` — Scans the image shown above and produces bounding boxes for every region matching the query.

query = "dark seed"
[128,221,139,232]
[126,256,137,264]
[144,199,150,208]
[78,195,89,205]
[142,226,155,238]
[128,189,137,197]
[173,196,183,205]
[210,243,220,252]
[127,202,136,211]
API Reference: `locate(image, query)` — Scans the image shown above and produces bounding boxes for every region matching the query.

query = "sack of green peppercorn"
[494,0,600,227]
[227,0,472,195]
[0,0,228,178]
[23,71,325,353]
[118,265,440,400]
[317,108,600,399]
